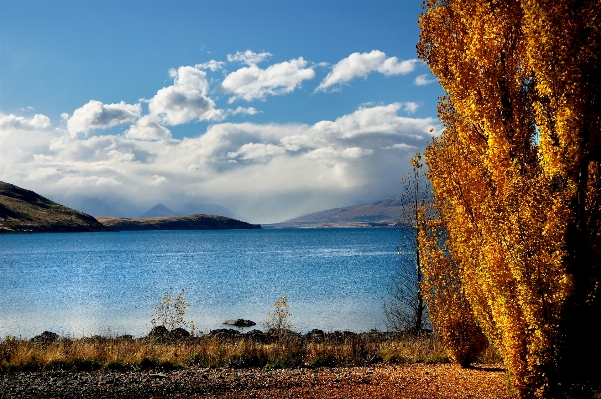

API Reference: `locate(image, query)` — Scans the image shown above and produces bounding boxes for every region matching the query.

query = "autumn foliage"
[417,0,601,398]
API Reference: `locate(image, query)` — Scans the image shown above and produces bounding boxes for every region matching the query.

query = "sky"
[0,0,443,223]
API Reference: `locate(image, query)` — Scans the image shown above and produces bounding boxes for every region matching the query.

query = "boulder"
[209,328,242,339]
[223,319,256,328]
[245,329,266,343]
[148,325,169,339]
[306,329,325,342]
[168,327,191,340]
[30,331,59,344]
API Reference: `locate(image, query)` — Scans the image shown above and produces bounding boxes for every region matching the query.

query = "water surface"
[0,228,399,337]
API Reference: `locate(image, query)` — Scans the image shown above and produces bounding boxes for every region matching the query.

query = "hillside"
[274,198,402,228]
[0,182,109,233]
[140,203,240,219]
[97,214,261,231]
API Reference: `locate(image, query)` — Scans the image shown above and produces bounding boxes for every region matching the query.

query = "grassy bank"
[0,330,501,373]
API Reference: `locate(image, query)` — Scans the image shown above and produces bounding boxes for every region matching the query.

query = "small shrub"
[228,354,266,369]
[138,357,160,371]
[186,353,210,367]
[105,360,130,371]
[4,363,22,372]
[151,288,192,331]
[158,360,179,371]
[73,359,101,372]
[310,355,337,368]
[20,360,41,372]
[263,295,295,335]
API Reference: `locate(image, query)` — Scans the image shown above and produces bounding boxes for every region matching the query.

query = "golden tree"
[418,205,489,367]
[418,0,600,397]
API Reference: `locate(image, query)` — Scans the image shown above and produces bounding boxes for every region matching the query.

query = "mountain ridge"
[0,182,109,233]
[97,214,261,231]
[273,198,402,228]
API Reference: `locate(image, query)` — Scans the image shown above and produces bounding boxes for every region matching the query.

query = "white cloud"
[0,113,51,131]
[384,143,417,151]
[414,74,437,86]
[195,60,225,71]
[227,106,260,116]
[150,175,167,185]
[148,66,223,125]
[316,50,418,91]
[67,101,141,137]
[218,57,315,102]
[2,103,439,223]
[310,102,434,139]
[227,142,287,161]
[341,147,373,159]
[227,50,272,66]
[402,102,420,114]
[124,115,171,141]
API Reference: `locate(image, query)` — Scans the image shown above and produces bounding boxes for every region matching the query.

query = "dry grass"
[0,331,501,373]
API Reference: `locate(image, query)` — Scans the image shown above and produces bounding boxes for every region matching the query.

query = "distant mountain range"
[0,182,259,233]
[62,196,239,220]
[141,203,239,219]
[273,198,402,228]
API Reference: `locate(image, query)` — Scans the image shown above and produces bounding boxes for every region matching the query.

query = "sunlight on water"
[0,229,400,338]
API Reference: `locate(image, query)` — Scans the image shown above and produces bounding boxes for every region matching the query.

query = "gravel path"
[1,364,509,399]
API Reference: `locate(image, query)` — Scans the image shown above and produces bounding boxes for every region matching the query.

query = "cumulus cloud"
[124,115,171,141]
[195,60,225,71]
[2,103,439,223]
[309,102,432,139]
[227,50,272,66]
[148,66,223,125]
[227,142,287,161]
[402,102,420,114]
[227,106,260,116]
[0,113,51,131]
[414,74,437,86]
[66,101,141,137]
[383,143,417,151]
[316,50,418,92]
[218,57,315,102]
[341,147,373,159]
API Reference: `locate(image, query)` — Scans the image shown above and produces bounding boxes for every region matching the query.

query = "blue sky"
[0,0,443,223]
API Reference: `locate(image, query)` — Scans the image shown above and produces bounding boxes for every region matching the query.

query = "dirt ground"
[1,363,510,399]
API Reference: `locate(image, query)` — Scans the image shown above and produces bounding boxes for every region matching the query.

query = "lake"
[0,228,401,338]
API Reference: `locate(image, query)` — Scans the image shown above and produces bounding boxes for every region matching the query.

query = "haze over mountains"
[141,203,239,219]
[0,182,260,233]
[1,178,404,232]
[62,197,239,220]
[273,198,402,228]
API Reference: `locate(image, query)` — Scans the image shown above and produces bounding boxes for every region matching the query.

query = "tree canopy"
[417,0,600,397]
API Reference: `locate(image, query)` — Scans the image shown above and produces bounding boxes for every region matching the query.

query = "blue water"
[0,228,399,338]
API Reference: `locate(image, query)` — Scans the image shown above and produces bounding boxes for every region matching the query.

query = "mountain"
[97,214,261,231]
[141,203,239,219]
[178,203,239,219]
[273,198,402,228]
[141,203,178,218]
[0,182,109,233]
[62,196,143,218]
